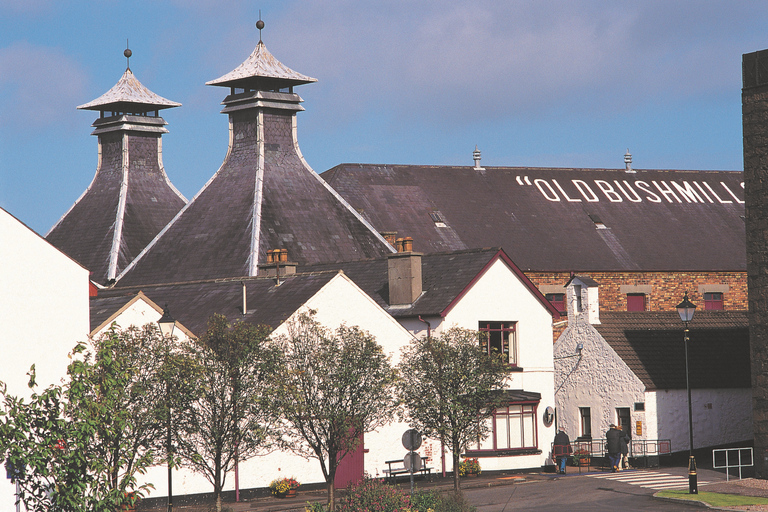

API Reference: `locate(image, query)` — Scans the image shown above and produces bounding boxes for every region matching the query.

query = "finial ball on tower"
[256,20,265,30]
[124,49,132,59]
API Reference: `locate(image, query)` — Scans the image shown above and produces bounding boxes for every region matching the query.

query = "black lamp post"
[675,292,697,494]
[157,305,175,512]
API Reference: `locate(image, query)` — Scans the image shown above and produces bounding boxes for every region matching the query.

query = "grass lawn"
[657,489,768,507]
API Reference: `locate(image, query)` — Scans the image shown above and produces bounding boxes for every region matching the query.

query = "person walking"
[619,431,630,471]
[605,424,626,472]
[553,429,572,474]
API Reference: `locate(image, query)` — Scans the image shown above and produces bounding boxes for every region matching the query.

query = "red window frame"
[467,401,540,455]
[479,321,517,366]
[626,293,646,312]
[704,292,724,310]
[545,293,566,314]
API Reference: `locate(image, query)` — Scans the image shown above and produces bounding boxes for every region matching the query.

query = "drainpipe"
[418,316,445,477]
[418,315,431,339]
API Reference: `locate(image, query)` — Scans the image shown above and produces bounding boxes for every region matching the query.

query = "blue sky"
[1,1,765,234]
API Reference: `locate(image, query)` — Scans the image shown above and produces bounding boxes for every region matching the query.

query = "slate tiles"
[93,271,339,336]
[322,165,745,272]
[594,311,750,390]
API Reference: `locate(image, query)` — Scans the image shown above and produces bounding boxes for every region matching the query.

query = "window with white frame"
[479,321,517,366]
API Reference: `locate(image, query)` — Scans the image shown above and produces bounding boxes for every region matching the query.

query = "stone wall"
[743,48,768,478]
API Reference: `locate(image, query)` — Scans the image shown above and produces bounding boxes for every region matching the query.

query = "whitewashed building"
[0,207,90,508]
[554,275,751,457]
[92,270,415,499]
[306,245,562,474]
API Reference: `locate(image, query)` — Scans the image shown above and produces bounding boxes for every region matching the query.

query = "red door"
[335,432,365,489]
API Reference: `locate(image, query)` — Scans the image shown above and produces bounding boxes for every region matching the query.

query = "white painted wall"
[650,388,752,452]
[134,273,417,500]
[414,257,557,472]
[554,277,753,460]
[553,318,646,451]
[0,208,90,509]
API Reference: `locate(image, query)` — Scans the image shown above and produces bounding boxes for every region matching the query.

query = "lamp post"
[157,305,176,512]
[676,292,697,494]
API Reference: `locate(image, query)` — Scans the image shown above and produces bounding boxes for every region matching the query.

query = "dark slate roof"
[594,311,750,390]
[321,164,746,272]
[91,271,338,336]
[46,133,186,284]
[116,69,392,287]
[302,247,560,319]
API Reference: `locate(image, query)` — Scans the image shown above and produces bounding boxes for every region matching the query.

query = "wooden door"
[335,432,365,489]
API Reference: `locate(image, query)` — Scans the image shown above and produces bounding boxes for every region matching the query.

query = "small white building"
[92,269,415,499]
[0,207,90,508]
[307,246,562,473]
[554,275,751,457]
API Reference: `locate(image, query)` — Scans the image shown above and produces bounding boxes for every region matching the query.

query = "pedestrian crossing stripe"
[586,470,709,490]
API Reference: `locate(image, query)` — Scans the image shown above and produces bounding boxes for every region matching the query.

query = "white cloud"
[243,0,767,126]
[0,41,88,129]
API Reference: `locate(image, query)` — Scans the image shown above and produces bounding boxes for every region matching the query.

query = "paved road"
[463,467,726,512]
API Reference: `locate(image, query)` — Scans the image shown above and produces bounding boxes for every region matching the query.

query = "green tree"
[0,325,173,511]
[175,314,279,512]
[396,327,509,493]
[273,312,398,511]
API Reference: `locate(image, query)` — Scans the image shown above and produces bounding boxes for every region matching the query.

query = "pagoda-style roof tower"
[46,49,186,285]
[117,25,393,286]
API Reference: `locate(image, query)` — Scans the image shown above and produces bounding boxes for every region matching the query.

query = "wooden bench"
[383,457,432,482]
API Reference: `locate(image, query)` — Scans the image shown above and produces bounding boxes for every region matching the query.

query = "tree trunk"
[327,479,336,511]
[453,451,461,493]
[214,460,223,512]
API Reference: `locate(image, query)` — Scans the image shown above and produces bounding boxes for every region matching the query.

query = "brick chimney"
[388,237,422,305]
[258,249,297,278]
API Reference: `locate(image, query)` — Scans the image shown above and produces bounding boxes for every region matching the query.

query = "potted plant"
[120,492,139,512]
[458,457,481,477]
[270,476,300,498]
[572,449,591,467]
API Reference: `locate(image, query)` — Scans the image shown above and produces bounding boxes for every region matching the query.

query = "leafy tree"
[396,327,509,493]
[0,325,173,511]
[175,314,279,512]
[273,312,398,511]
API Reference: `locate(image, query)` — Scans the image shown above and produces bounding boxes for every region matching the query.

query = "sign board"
[403,451,422,472]
[5,458,24,481]
[636,421,642,436]
[402,429,422,451]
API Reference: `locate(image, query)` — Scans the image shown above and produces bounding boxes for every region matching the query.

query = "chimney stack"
[388,237,422,305]
[259,249,297,278]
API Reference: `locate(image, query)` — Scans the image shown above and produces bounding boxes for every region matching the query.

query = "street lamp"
[676,292,697,494]
[157,305,175,512]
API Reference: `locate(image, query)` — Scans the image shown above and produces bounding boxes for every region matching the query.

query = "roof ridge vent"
[473,146,485,170]
[624,149,635,173]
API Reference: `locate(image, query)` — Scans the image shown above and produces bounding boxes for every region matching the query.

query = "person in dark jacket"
[605,424,628,472]
[553,429,572,474]
[619,432,630,470]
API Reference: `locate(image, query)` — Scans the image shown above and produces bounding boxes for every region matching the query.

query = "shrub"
[337,478,411,512]
[305,502,326,512]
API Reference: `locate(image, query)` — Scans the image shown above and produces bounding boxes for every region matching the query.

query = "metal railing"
[551,439,672,472]
[713,447,753,481]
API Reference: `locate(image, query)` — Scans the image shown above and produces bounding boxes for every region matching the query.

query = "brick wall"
[528,271,747,313]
